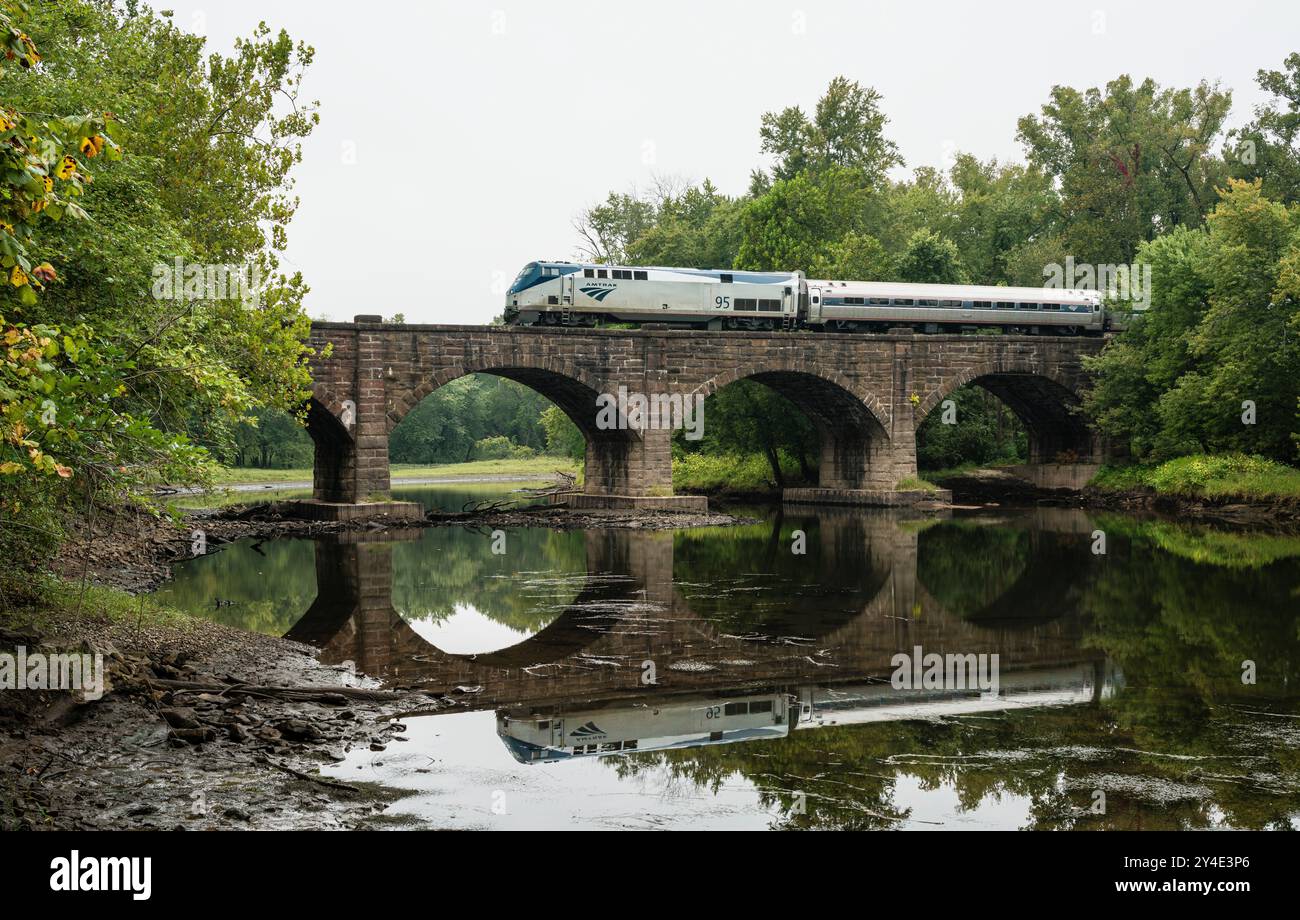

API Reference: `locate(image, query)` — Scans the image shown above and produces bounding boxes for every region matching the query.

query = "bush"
[471,436,515,460]
[1092,453,1300,500]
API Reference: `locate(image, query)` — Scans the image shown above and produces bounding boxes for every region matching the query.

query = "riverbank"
[207,457,581,488]
[931,459,1300,526]
[0,574,457,830]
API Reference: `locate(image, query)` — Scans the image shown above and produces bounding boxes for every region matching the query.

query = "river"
[151,483,1300,830]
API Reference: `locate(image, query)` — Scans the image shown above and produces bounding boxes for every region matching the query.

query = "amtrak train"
[495,661,1111,764]
[504,261,1109,336]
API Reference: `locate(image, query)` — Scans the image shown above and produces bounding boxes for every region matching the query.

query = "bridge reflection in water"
[283,508,1113,761]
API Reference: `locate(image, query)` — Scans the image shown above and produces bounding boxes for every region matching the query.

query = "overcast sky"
[159,0,1298,325]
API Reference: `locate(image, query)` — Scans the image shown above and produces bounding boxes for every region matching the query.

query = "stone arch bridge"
[305,318,1108,509]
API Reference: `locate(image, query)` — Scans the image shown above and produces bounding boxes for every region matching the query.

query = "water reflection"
[156,498,1300,830]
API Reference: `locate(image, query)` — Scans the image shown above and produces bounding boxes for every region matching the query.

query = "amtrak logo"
[570,721,606,738]
[579,285,616,302]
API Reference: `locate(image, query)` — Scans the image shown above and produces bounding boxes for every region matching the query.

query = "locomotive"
[504,260,1108,335]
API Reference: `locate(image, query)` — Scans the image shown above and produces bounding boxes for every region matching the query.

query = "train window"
[611,269,629,280]
[734,298,757,312]
[974,300,992,309]
[536,720,550,730]
[1019,302,1040,310]
[893,298,915,306]
[1043,303,1061,311]
[597,269,607,279]
[918,299,938,307]
[1093,304,1102,312]
[724,702,747,716]
[868,297,890,305]
[583,269,594,278]
[720,273,733,284]
[940,299,962,307]
[548,295,558,305]
[843,297,864,305]
[624,740,638,750]
[749,699,773,714]
[997,301,1014,309]
[634,270,647,280]
[758,299,781,312]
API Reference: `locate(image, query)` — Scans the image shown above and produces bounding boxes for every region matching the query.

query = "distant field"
[212,457,581,486]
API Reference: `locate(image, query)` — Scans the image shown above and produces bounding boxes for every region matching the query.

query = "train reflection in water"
[497,692,791,764]
[497,662,1111,764]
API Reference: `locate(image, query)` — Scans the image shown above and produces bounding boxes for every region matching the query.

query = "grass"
[895,476,941,493]
[1090,453,1300,501]
[1,573,198,637]
[210,456,580,486]
[921,458,1022,481]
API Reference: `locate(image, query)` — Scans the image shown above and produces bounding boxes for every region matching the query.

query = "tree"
[540,405,584,461]
[896,228,967,284]
[1229,53,1300,205]
[757,76,902,186]
[1085,180,1300,462]
[1018,75,1232,264]
[573,190,659,264]
[1,1,321,572]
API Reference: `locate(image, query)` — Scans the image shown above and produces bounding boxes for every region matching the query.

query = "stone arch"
[305,392,356,503]
[389,360,650,496]
[916,361,1097,464]
[689,364,896,490]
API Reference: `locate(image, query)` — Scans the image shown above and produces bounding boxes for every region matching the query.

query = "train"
[494,662,1109,764]
[504,260,1110,336]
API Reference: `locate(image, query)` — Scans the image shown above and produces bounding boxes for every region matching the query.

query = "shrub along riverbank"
[1089,454,1300,502]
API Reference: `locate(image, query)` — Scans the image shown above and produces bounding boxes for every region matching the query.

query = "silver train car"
[504,260,1108,335]
[807,279,1104,335]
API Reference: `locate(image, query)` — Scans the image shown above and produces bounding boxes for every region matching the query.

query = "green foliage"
[1229,53,1300,205]
[671,451,803,495]
[1084,180,1300,462]
[916,386,1027,470]
[895,228,967,283]
[756,76,902,186]
[1091,453,1300,500]
[389,373,569,465]
[673,379,818,489]
[229,408,313,469]
[540,405,584,461]
[1017,74,1232,264]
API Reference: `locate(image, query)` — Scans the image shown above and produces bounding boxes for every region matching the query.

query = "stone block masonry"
[305,319,1106,507]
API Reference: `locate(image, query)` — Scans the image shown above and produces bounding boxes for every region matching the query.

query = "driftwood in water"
[424,501,566,522]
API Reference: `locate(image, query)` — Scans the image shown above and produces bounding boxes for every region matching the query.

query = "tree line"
[4,0,1298,580]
